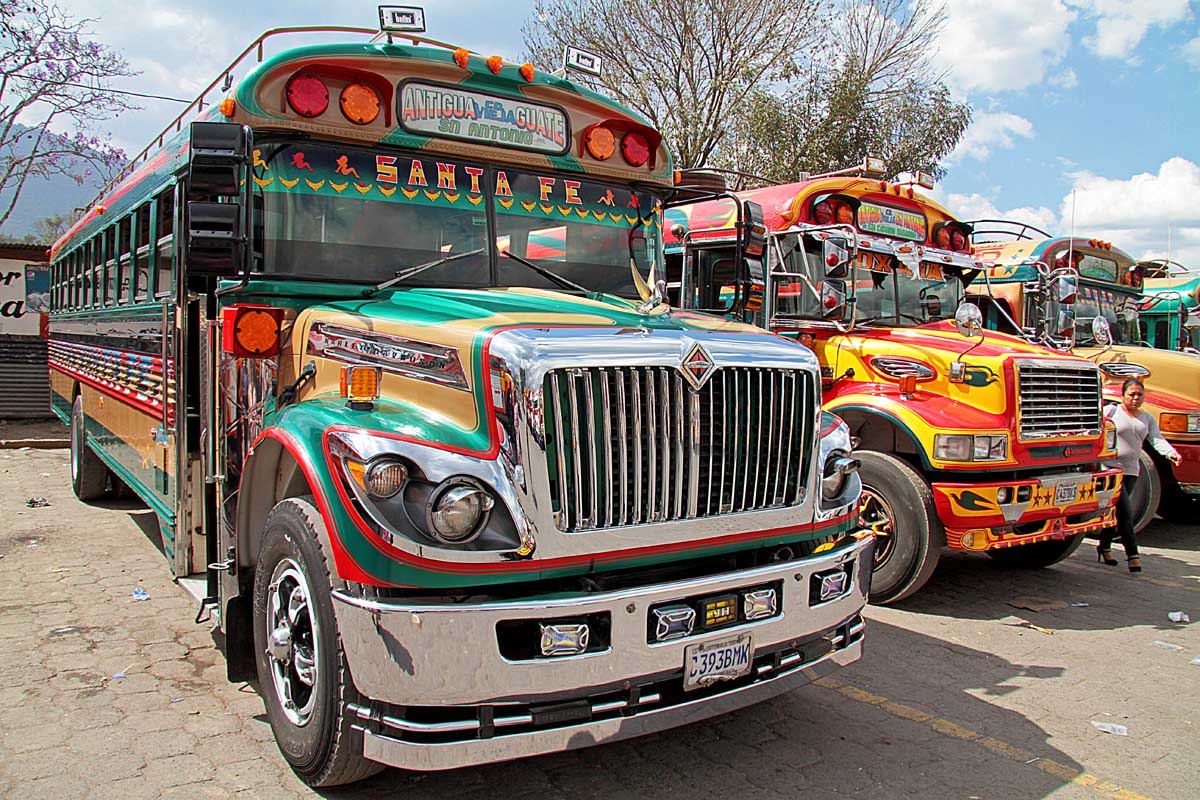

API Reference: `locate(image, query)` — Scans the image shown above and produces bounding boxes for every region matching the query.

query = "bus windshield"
[771,234,963,326]
[1061,284,1141,346]
[254,141,662,296]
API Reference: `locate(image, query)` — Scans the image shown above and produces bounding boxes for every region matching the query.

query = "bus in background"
[1139,259,1200,352]
[47,11,873,785]
[665,163,1119,604]
[970,225,1200,529]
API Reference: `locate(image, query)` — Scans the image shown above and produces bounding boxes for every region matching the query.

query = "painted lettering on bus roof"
[856,200,926,242]
[399,81,569,155]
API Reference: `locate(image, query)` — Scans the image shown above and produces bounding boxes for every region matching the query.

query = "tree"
[0,0,135,230]
[522,0,828,170]
[718,0,971,185]
[32,211,72,242]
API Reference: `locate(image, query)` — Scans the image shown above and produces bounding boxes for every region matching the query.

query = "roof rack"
[964,218,1052,243]
[1138,258,1195,279]
[87,25,470,212]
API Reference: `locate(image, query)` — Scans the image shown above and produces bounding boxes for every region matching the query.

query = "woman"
[1098,378,1182,572]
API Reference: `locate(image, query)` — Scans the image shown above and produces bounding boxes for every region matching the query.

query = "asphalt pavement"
[0,442,1196,799]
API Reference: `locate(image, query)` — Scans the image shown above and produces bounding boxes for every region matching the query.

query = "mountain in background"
[0,123,110,243]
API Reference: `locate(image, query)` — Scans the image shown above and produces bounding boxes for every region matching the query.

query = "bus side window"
[135,203,151,301]
[119,216,133,304]
[72,250,82,310]
[155,188,174,297]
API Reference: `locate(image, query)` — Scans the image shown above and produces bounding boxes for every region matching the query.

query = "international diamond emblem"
[680,342,716,389]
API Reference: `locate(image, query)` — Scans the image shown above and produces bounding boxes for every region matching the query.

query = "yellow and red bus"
[971,227,1200,528]
[48,12,873,784]
[666,165,1119,603]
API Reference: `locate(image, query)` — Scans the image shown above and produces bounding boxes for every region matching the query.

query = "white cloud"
[945,112,1035,165]
[1067,0,1191,60]
[944,192,1059,235]
[934,0,1076,94]
[1184,36,1200,70]
[1060,157,1200,263]
[1049,67,1079,89]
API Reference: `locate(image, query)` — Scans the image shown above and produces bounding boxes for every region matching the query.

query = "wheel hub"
[859,486,897,570]
[265,559,319,726]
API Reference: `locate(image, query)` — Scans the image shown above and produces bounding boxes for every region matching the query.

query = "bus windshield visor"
[253,142,662,296]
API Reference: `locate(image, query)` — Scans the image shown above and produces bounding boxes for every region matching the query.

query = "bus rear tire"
[1130,450,1161,534]
[986,534,1084,568]
[253,497,382,787]
[70,394,109,501]
[856,451,942,604]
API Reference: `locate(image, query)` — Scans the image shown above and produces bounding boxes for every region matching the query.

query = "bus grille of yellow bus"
[1016,362,1103,440]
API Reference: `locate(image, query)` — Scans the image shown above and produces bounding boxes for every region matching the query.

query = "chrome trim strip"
[568,371,584,528]
[550,372,570,529]
[584,370,598,528]
[647,368,658,522]
[687,382,701,519]
[618,370,629,526]
[673,371,685,519]
[632,369,643,524]
[601,369,614,528]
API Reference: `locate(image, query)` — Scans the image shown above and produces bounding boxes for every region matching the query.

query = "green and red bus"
[48,12,872,785]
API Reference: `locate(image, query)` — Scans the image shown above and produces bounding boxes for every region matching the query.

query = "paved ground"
[1,442,1197,799]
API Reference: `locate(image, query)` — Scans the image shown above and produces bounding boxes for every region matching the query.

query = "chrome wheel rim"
[265,558,319,727]
[859,486,896,570]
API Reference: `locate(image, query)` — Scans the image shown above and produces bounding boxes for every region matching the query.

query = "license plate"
[684,634,753,691]
[1054,483,1078,504]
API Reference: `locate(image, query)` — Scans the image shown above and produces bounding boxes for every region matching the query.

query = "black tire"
[1153,455,1199,525]
[1130,450,1161,534]
[253,497,382,787]
[856,451,942,604]
[986,533,1084,568]
[70,393,109,501]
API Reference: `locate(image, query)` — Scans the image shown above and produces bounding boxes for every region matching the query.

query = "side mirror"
[1091,315,1113,346]
[918,288,941,319]
[821,280,847,321]
[954,301,983,337]
[189,121,248,196]
[187,201,243,275]
[1055,310,1076,339]
[1052,274,1077,305]
[740,200,766,258]
[823,237,852,279]
[1185,308,1200,330]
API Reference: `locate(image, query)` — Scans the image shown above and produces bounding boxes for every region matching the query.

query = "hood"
[1085,345,1200,413]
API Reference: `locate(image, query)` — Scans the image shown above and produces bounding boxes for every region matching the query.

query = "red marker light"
[951,229,967,252]
[824,293,839,309]
[621,131,650,166]
[826,252,839,267]
[286,74,329,118]
[813,200,833,225]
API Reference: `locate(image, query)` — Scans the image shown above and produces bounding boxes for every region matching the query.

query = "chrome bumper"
[331,533,873,771]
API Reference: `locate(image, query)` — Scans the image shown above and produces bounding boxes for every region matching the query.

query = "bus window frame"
[135,202,152,301]
[154,183,176,300]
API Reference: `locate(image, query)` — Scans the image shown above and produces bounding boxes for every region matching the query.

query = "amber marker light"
[340,83,380,125]
[219,98,236,117]
[454,48,469,69]
[220,305,284,358]
[520,63,535,82]
[341,365,381,404]
[585,126,616,160]
[487,55,504,74]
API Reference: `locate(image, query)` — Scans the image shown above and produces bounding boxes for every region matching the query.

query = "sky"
[43,0,1200,266]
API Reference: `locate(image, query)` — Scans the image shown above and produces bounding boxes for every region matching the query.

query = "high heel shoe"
[1097,546,1118,566]
[1127,556,1142,573]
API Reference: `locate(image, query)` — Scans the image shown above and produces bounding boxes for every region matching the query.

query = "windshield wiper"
[500,249,591,294]
[362,248,486,298]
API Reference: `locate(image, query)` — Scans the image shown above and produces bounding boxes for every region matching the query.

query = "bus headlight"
[426,478,495,544]
[1105,424,1117,452]
[821,451,860,501]
[934,434,1008,462]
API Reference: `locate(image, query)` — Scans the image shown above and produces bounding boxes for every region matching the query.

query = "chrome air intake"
[543,366,816,531]
[1015,361,1103,440]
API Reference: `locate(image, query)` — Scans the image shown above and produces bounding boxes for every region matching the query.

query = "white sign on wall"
[0,262,38,336]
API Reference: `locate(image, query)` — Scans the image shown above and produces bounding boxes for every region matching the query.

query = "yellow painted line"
[813,677,1153,800]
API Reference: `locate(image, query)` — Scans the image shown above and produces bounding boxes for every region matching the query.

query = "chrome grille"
[544,367,815,532]
[1016,362,1103,440]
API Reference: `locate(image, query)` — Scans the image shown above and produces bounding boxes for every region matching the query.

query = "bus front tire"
[986,534,1084,568]
[856,451,942,604]
[252,497,382,788]
[70,394,109,501]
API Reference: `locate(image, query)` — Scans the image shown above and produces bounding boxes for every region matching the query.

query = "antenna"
[1067,188,1076,267]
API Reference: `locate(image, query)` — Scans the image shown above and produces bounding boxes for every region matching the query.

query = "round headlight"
[364,459,408,499]
[426,479,495,543]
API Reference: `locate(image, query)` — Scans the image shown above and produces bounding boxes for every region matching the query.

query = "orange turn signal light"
[341,365,381,402]
[585,126,615,160]
[219,98,236,117]
[1160,413,1190,433]
[221,304,285,358]
[340,83,380,125]
[898,375,917,395]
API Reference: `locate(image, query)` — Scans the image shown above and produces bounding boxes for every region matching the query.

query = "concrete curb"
[0,439,69,449]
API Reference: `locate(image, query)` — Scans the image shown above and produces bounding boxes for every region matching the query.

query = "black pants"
[1099,475,1139,559]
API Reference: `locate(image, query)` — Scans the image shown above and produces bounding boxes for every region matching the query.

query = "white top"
[1104,404,1179,476]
